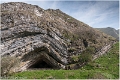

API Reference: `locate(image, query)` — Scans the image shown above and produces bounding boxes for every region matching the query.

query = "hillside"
[96,27,119,40]
[1,2,116,75]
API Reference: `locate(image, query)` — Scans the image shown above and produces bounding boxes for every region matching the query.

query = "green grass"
[9,42,119,79]
[83,42,119,79]
[9,69,96,79]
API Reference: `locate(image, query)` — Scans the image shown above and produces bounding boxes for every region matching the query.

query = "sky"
[1,0,119,29]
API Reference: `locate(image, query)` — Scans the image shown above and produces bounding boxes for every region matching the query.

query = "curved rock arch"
[19,46,66,71]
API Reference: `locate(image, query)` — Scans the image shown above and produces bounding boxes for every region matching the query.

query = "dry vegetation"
[1,56,20,76]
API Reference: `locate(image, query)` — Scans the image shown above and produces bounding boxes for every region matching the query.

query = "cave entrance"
[23,47,60,70]
[29,60,53,69]
[28,56,55,69]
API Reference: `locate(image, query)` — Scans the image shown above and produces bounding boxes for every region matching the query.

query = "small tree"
[79,47,95,63]
[79,52,93,62]
[1,56,20,76]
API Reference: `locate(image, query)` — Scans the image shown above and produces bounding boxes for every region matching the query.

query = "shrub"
[79,47,95,62]
[79,52,93,62]
[71,47,95,63]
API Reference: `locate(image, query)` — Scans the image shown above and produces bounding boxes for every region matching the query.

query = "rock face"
[1,2,116,71]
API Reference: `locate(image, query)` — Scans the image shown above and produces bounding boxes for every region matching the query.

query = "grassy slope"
[9,42,119,79]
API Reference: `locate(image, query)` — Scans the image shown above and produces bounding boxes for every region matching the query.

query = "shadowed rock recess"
[1,2,116,71]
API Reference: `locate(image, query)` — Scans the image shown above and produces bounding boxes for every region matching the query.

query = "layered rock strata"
[1,2,116,71]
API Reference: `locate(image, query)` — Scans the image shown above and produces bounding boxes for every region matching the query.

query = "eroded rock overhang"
[20,45,68,71]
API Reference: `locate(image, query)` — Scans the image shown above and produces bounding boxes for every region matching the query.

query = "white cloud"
[68,1,119,29]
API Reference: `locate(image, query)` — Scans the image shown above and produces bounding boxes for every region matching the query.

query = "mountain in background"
[1,2,116,73]
[95,27,119,40]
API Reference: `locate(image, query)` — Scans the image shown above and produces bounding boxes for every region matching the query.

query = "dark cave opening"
[29,59,53,69]
[83,39,88,47]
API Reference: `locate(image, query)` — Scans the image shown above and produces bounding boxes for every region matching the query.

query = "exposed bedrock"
[1,2,117,72]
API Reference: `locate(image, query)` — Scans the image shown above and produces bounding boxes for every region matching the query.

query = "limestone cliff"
[1,2,116,71]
